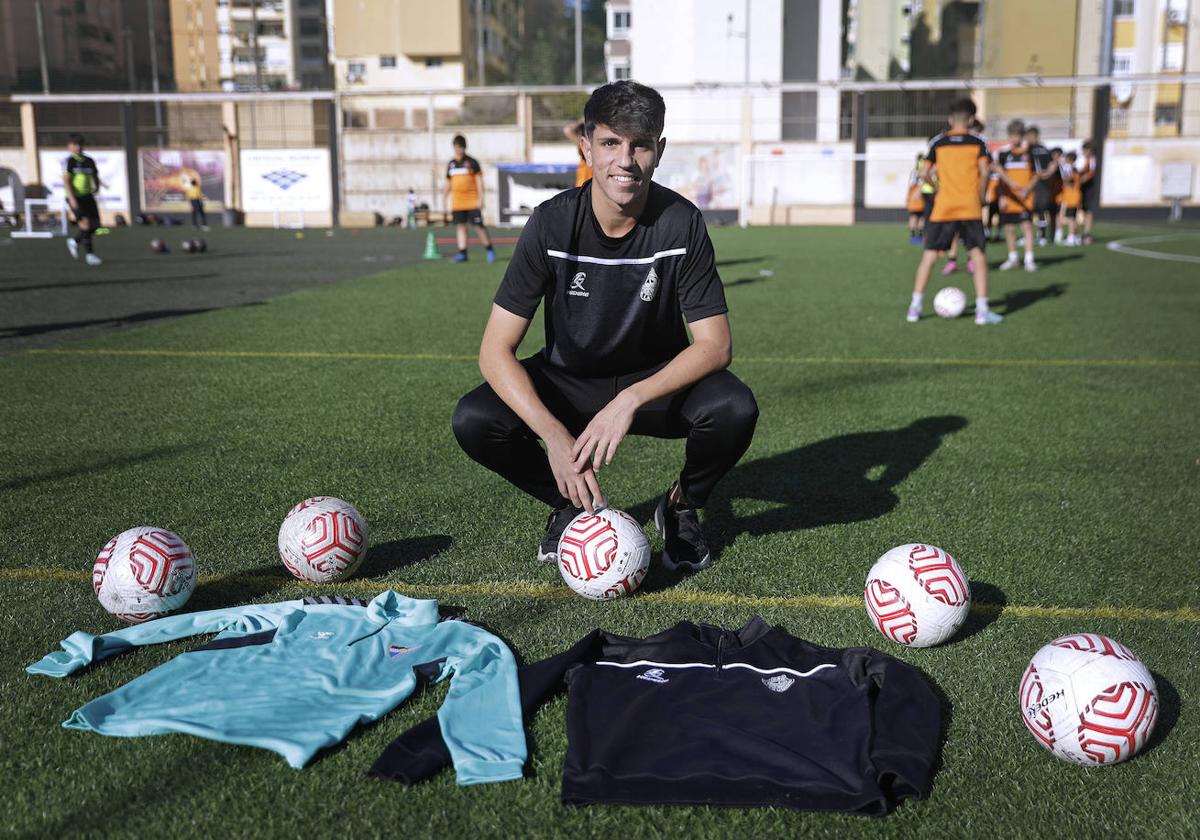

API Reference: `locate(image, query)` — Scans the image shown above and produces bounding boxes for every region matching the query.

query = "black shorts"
[1081,183,1099,212]
[73,194,100,224]
[1000,211,1030,226]
[1033,182,1053,213]
[923,220,986,253]
[1064,207,1078,219]
[921,193,934,220]
[451,209,483,225]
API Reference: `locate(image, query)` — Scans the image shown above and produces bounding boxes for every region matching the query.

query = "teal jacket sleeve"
[433,621,526,786]
[26,601,303,678]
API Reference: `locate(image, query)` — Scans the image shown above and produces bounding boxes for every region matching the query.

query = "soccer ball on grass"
[558,508,650,600]
[1019,633,1158,765]
[278,496,369,583]
[933,286,967,319]
[93,527,196,622]
[864,543,971,647]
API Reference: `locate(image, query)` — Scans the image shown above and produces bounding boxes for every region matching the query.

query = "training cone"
[422,231,441,260]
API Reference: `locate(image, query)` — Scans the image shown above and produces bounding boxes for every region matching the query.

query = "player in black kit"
[451,81,758,572]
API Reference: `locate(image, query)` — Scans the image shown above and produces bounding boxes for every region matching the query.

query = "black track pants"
[452,356,758,509]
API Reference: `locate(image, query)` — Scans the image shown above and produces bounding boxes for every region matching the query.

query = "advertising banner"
[141,149,225,212]
[653,144,738,210]
[38,150,129,211]
[239,148,331,212]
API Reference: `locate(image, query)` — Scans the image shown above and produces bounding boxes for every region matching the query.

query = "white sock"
[1007,250,1017,261]
[976,297,989,315]
[911,292,924,308]
[1025,249,1035,263]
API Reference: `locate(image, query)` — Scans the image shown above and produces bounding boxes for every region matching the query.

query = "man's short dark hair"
[68,132,85,145]
[1025,124,1040,137]
[948,98,977,121]
[1051,146,1063,155]
[584,80,666,139]
[452,134,466,148]
[1065,150,1078,161]
[1082,139,1094,151]
[1007,119,1026,136]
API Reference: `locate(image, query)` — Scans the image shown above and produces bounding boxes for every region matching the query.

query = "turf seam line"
[24,348,1200,369]
[3,568,1196,624]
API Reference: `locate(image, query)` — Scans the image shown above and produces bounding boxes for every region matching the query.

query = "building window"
[1113,0,1135,17]
[1112,50,1134,75]
[299,18,323,36]
[300,44,323,59]
[380,55,397,68]
[1110,106,1129,131]
[609,60,631,81]
[425,56,443,67]
[1159,42,1184,72]
[611,10,630,36]
[347,61,366,82]
[1154,103,1179,126]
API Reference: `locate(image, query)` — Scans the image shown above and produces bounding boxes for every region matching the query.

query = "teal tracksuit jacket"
[27,591,525,782]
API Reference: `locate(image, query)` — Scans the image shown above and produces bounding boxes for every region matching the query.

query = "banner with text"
[239,148,331,213]
[38,150,129,212]
[141,149,225,213]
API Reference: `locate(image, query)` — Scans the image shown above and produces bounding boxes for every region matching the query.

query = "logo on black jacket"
[569,272,589,298]
[762,674,795,693]
[636,667,669,684]
[640,267,659,302]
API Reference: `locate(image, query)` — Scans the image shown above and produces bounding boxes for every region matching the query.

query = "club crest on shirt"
[762,674,795,693]
[309,631,334,640]
[636,667,669,684]
[568,272,589,298]
[387,644,417,658]
[640,267,659,302]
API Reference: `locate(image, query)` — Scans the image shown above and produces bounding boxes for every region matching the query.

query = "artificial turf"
[2,221,1198,838]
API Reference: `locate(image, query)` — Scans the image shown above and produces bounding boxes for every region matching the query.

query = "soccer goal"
[10,198,69,239]
[272,207,306,230]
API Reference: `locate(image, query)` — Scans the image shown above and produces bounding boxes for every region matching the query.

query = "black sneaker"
[538,503,583,565]
[653,485,712,572]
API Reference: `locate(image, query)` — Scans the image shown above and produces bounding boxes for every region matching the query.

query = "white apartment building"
[216,0,331,91]
[602,0,843,142]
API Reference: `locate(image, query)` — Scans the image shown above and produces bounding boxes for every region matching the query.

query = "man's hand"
[547,431,604,513]
[572,389,639,473]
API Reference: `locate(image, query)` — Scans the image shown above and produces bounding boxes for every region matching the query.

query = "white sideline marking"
[1106,234,1200,265]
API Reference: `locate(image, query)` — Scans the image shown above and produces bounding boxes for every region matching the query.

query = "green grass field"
[2,222,1198,838]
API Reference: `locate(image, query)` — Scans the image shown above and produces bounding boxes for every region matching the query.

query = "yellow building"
[170,0,221,92]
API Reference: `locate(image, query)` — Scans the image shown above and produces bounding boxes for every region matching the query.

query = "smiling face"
[583,123,665,214]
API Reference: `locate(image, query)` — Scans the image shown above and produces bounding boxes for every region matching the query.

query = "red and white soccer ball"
[558,509,650,601]
[278,496,369,583]
[93,527,196,623]
[933,286,967,319]
[864,543,971,647]
[1019,633,1158,766]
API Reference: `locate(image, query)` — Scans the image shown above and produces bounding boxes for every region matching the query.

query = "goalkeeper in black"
[452,80,758,572]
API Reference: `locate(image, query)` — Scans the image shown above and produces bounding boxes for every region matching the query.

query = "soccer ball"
[933,286,967,319]
[149,238,168,253]
[93,527,196,623]
[864,543,970,647]
[1019,633,1158,766]
[181,239,195,253]
[558,509,650,601]
[278,496,369,583]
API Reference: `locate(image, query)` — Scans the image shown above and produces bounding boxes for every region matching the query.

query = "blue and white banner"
[239,148,331,213]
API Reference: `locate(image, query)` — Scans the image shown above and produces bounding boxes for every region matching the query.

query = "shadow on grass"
[1143,670,1180,758]
[958,581,1006,642]
[0,443,202,493]
[188,564,294,611]
[363,535,454,578]
[994,281,1069,317]
[724,272,776,289]
[715,255,772,269]
[907,661,952,812]
[0,273,220,294]
[0,302,263,339]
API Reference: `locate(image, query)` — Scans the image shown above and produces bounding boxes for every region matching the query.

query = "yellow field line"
[4,567,1195,624]
[23,347,1200,369]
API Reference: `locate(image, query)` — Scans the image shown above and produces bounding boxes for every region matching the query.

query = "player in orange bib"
[443,134,496,263]
[994,119,1038,272]
[565,121,593,187]
[1058,151,1084,246]
[906,98,1006,325]
[906,154,927,244]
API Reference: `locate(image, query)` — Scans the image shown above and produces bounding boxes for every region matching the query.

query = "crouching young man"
[451,80,758,572]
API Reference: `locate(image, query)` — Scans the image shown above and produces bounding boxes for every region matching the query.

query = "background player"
[451,80,758,573]
[995,120,1038,272]
[1024,125,1054,246]
[63,133,103,266]
[906,98,1003,326]
[1079,139,1099,245]
[443,135,495,263]
[1058,151,1083,245]
[565,120,593,187]
[182,172,208,231]
[906,154,927,244]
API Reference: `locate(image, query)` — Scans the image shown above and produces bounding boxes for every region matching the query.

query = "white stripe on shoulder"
[596,660,714,670]
[547,247,687,266]
[723,662,837,678]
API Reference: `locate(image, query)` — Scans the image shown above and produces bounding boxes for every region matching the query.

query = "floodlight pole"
[35,0,50,94]
[147,0,164,143]
[476,0,485,85]
[574,1,582,86]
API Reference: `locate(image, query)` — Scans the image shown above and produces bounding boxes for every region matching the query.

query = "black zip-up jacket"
[370,617,941,815]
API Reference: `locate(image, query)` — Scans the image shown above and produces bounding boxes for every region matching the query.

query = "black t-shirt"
[1028,143,1053,175]
[494,181,728,377]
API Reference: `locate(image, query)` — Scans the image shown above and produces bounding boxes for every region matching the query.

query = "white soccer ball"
[278,496,369,583]
[1019,633,1158,766]
[933,286,967,319]
[864,543,971,647]
[93,527,196,623]
[558,508,650,601]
